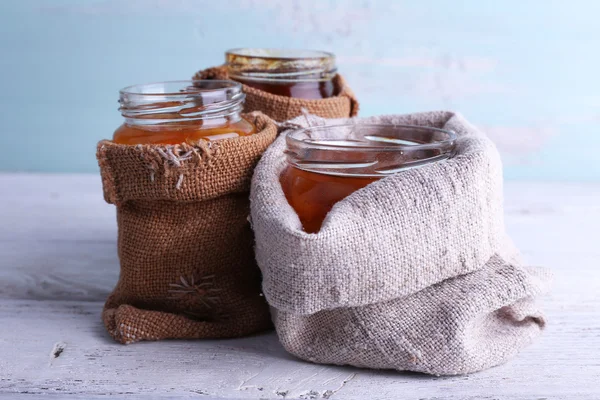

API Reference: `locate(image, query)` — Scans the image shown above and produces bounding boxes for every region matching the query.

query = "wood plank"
[0,298,598,399]
[0,174,116,301]
[0,241,115,301]
[0,300,356,399]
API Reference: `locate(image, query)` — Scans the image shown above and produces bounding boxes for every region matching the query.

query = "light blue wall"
[1,0,599,180]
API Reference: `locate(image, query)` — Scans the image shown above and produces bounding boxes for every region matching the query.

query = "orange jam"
[113,119,255,145]
[235,78,335,100]
[281,124,457,233]
[113,80,255,145]
[226,48,337,100]
[280,166,378,233]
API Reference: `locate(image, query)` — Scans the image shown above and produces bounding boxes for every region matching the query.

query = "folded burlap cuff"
[250,111,552,375]
[193,66,359,122]
[97,112,277,344]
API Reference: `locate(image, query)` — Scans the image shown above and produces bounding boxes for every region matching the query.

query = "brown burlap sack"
[251,111,552,375]
[97,112,277,344]
[193,66,359,122]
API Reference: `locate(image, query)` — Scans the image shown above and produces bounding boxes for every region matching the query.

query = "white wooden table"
[1,173,598,399]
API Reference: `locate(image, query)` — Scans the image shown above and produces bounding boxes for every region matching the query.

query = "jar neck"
[119,80,245,129]
[226,48,337,83]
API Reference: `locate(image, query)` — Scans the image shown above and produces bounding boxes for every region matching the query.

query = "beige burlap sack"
[250,111,552,375]
[193,66,359,122]
[97,112,276,344]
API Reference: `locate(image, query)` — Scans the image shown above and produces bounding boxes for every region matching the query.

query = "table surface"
[1,173,598,399]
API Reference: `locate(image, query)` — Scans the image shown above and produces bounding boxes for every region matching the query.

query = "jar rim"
[285,123,457,177]
[226,48,335,61]
[286,123,457,152]
[119,80,241,97]
[226,48,337,83]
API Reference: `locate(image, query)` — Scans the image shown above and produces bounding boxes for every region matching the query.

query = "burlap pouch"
[250,111,552,375]
[193,66,359,122]
[97,112,277,344]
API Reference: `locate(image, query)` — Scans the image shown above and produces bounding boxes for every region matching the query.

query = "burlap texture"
[250,111,552,375]
[97,112,277,344]
[193,66,359,122]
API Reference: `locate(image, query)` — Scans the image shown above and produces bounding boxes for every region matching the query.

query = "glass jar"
[280,124,457,233]
[113,80,256,145]
[225,48,337,99]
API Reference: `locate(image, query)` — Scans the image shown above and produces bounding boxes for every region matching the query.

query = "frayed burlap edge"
[97,112,278,205]
[193,66,359,121]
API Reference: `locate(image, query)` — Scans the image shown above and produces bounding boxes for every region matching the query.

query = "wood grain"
[1,174,599,399]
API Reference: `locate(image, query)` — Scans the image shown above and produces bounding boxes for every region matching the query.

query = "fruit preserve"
[280,124,457,233]
[113,80,256,145]
[225,48,337,99]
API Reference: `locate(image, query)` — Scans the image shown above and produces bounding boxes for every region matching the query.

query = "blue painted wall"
[1,0,599,180]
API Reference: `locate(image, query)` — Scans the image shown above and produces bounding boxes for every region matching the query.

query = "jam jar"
[225,48,337,99]
[113,80,256,145]
[280,124,457,233]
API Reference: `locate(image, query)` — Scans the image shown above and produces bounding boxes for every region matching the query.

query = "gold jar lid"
[226,48,337,82]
